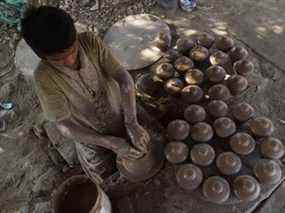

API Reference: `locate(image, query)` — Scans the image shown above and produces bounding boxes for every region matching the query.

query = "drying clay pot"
[191,143,215,166]
[164,49,182,62]
[175,38,195,54]
[164,78,184,95]
[227,75,248,95]
[213,117,237,138]
[197,33,215,48]
[190,122,214,142]
[190,46,210,62]
[154,63,175,80]
[184,105,206,124]
[215,36,235,52]
[260,137,285,160]
[167,119,190,141]
[249,117,274,137]
[207,100,228,118]
[229,46,249,63]
[232,102,255,122]
[206,65,227,83]
[230,133,256,155]
[216,152,242,175]
[208,84,232,101]
[185,68,204,85]
[181,85,204,104]
[233,59,254,76]
[174,56,195,74]
[209,51,230,67]
[164,141,189,164]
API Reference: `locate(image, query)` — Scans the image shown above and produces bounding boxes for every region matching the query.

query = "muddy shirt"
[34,32,125,136]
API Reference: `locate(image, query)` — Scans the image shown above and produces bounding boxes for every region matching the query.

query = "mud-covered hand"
[115,140,145,160]
[126,123,150,153]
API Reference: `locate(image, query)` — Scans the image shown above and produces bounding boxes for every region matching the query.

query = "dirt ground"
[0,0,285,212]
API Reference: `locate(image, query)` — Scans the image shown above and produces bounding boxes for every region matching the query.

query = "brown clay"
[154,63,175,80]
[164,49,182,62]
[215,36,235,52]
[227,75,248,95]
[175,38,195,53]
[207,100,228,118]
[184,105,206,124]
[208,84,231,101]
[230,133,256,155]
[233,175,261,202]
[191,143,216,166]
[233,59,254,76]
[229,46,249,63]
[174,56,194,74]
[260,137,285,160]
[181,85,204,104]
[167,119,190,141]
[189,46,210,62]
[136,73,164,98]
[176,164,204,191]
[164,141,189,164]
[185,68,204,85]
[209,51,230,66]
[232,102,255,122]
[249,117,274,137]
[253,159,282,185]
[216,152,242,175]
[197,33,215,48]
[202,176,230,204]
[190,122,214,142]
[164,78,184,95]
[206,65,227,83]
[213,117,237,138]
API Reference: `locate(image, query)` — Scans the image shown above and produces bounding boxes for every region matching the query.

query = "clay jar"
[175,38,195,54]
[249,117,274,137]
[189,46,209,62]
[164,78,184,95]
[197,33,215,48]
[209,51,230,67]
[167,119,190,141]
[229,46,249,63]
[233,59,254,76]
[176,164,203,191]
[213,117,237,138]
[233,175,261,202]
[260,137,285,160]
[190,122,214,142]
[174,56,194,74]
[230,133,256,155]
[202,176,230,204]
[164,141,189,164]
[207,100,228,118]
[191,143,215,166]
[154,63,175,80]
[253,160,282,185]
[232,102,255,122]
[215,36,235,52]
[181,85,204,104]
[206,65,227,83]
[216,152,242,175]
[227,75,248,95]
[185,68,204,85]
[208,84,231,101]
[184,105,206,124]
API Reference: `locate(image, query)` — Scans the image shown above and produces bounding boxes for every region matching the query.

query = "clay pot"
[206,65,227,83]
[184,105,206,124]
[181,85,204,104]
[185,68,204,85]
[164,141,189,164]
[209,51,230,67]
[207,100,228,118]
[232,102,255,122]
[175,38,195,54]
[229,46,249,63]
[208,84,231,101]
[202,176,230,204]
[154,63,175,80]
[164,78,184,95]
[176,164,203,191]
[136,73,164,98]
[213,117,236,138]
[167,119,190,141]
[233,175,261,202]
[253,159,282,185]
[189,46,210,62]
[227,75,248,95]
[190,122,214,142]
[215,36,235,52]
[155,31,171,52]
[230,133,256,155]
[191,143,216,166]
[233,59,254,76]
[197,33,215,48]
[249,117,274,137]
[164,49,182,62]
[174,56,194,74]
[260,137,285,160]
[216,152,242,175]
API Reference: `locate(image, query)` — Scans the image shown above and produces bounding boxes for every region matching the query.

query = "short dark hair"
[21,6,76,57]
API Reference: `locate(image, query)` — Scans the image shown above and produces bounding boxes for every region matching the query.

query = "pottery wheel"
[104,14,171,70]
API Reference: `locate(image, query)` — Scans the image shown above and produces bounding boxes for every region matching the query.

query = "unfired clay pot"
[167,119,190,141]
[164,141,189,164]
[184,105,206,124]
[191,143,216,166]
[230,133,256,155]
[216,152,242,175]
[249,117,274,137]
[260,137,285,160]
[190,122,214,142]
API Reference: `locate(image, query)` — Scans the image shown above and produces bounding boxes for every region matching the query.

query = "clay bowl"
[181,85,204,104]
[253,159,282,185]
[207,100,228,118]
[164,78,184,95]
[176,164,203,191]
[215,36,235,52]
[174,56,194,74]
[184,105,206,124]
[208,84,232,101]
[167,119,190,141]
[190,143,215,166]
[206,65,227,83]
[213,117,237,138]
[233,175,261,202]
[175,38,195,54]
[216,152,242,175]
[209,51,230,67]
[233,59,254,76]
[185,68,204,85]
[165,141,189,164]
[190,122,214,142]
[227,75,248,95]
[202,176,231,204]
[260,137,285,160]
[189,45,210,62]
[249,117,274,137]
[229,46,249,63]
[232,102,255,122]
[230,133,256,155]
[197,33,215,48]
[154,63,175,80]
